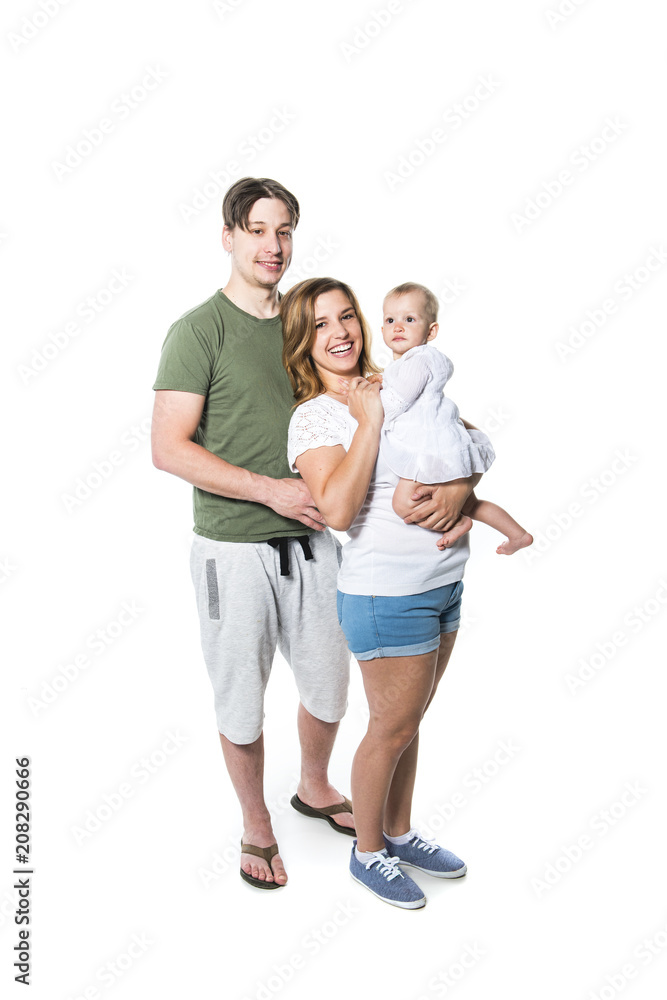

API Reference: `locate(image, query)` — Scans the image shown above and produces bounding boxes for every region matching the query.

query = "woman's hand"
[296,379,383,532]
[338,377,384,429]
[403,476,481,532]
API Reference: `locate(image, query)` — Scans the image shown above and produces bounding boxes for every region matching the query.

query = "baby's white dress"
[380,344,495,483]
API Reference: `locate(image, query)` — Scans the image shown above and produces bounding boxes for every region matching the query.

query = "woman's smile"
[310,288,363,385]
[329,342,354,356]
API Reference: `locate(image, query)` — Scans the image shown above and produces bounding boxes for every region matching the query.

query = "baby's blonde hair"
[384,282,439,327]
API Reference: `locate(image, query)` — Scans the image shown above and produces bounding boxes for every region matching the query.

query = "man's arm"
[151,389,325,530]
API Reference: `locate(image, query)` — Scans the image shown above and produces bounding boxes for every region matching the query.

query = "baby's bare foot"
[437,515,473,550]
[496,530,533,555]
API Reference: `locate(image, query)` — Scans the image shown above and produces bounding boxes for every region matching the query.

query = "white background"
[3,1,666,998]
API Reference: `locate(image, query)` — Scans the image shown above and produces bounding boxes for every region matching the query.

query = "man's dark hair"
[222,177,300,232]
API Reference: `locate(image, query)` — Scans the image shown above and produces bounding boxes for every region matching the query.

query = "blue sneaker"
[384,830,467,879]
[349,842,426,909]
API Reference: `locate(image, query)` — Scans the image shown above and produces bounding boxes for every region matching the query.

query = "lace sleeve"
[381,352,432,422]
[287,399,348,472]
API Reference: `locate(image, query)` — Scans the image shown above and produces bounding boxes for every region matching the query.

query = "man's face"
[222,197,293,290]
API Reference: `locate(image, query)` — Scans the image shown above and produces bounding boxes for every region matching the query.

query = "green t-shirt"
[153,290,309,542]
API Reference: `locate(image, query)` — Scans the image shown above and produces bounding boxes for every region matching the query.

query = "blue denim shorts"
[336,581,464,660]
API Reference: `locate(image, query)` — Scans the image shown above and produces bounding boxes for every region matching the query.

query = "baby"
[372,282,532,555]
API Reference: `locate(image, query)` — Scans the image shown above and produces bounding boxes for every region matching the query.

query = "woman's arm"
[295,380,383,532]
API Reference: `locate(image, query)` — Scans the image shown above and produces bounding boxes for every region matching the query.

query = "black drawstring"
[266,536,313,576]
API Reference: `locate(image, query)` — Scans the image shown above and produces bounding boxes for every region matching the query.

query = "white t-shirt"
[287,394,469,597]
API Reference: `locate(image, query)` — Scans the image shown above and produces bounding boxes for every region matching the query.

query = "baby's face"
[382,292,436,359]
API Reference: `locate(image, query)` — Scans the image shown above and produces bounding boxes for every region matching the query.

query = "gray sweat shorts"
[190,529,350,744]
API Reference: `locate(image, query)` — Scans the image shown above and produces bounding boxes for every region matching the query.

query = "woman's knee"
[368,715,420,754]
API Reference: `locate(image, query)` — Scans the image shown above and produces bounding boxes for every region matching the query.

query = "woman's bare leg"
[384,631,458,836]
[351,649,438,853]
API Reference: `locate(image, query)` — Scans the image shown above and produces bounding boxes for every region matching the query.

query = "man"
[151,177,355,889]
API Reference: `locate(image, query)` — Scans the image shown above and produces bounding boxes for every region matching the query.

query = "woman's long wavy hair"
[281,277,382,405]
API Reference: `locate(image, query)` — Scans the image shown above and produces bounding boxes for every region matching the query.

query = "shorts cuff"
[217,724,263,746]
[354,637,441,661]
[299,699,348,725]
[440,618,461,634]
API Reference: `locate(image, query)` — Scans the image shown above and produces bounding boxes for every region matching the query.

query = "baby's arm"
[381,352,432,421]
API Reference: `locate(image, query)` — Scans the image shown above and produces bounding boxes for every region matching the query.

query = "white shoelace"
[365,852,404,881]
[410,833,439,855]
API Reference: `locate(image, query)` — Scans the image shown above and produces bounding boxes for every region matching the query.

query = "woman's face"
[310,289,363,383]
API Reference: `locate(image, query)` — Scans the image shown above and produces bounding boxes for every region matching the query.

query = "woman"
[281,277,479,910]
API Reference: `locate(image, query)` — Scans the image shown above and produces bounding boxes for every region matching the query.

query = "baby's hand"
[365,373,383,386]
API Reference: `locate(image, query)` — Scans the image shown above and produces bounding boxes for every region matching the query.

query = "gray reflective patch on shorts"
[205,559,220,619]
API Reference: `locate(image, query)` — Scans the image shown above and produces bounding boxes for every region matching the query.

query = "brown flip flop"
[290,794,356,836]
[239,842,285,890]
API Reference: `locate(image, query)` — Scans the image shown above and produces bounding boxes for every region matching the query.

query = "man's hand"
[265,478,326,530]
[403,478,477,533]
